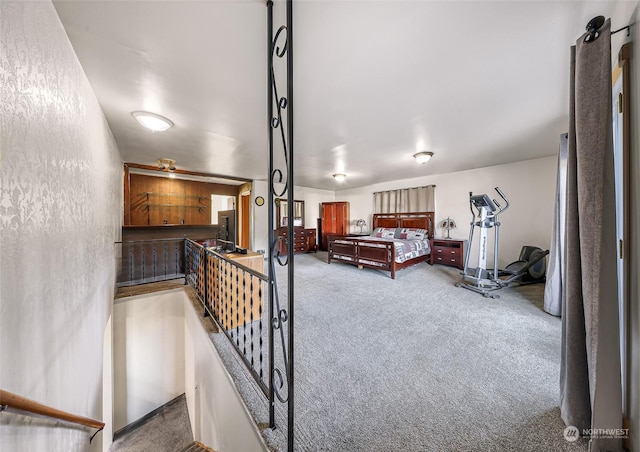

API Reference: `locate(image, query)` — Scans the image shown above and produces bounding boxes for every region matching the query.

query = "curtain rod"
[584,16,631,43]
[373,184,436,195]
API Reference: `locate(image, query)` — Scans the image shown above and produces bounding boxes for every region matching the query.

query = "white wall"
[337,156,557,267]
[112,290,186,432]
[102,317,114,451]
[183,295,266,452]
[211,195,236,224]
[0,2,123,451]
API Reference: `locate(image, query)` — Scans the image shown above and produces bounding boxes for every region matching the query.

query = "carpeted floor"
[110,394,194,452]
[207,252,588,451]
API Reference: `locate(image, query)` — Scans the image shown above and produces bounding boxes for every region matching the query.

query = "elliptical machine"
[456,187,509,298]
[456,187,549,298]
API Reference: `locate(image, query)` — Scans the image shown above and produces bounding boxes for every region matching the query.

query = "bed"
[327,212,434,279]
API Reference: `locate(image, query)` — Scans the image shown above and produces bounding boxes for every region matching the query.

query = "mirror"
[276,198,304,228]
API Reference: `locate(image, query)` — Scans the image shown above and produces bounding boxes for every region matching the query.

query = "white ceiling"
[53,0,622,191]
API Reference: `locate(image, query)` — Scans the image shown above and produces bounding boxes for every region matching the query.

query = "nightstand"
[430,238,467,270]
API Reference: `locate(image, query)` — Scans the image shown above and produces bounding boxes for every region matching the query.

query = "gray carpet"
[208,252,589,451]
[110,394,194,452]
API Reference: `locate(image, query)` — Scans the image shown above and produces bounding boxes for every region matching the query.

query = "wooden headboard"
[372,212,435,239]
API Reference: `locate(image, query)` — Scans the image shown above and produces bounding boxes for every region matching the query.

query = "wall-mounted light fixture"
[333,173,346,182]
[157,158,176,172]
[132,111,174,132]
[413,151,434,164]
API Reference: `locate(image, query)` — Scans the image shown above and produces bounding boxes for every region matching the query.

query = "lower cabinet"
[275,227,317,254]
[429,238,467,270]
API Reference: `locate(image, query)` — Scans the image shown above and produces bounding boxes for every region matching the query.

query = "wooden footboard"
[328,237,397,278]
[327,211,435,279]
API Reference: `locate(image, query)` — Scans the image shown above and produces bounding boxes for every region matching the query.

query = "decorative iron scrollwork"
[267,1,294,449]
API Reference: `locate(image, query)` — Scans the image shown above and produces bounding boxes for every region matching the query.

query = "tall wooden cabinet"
[320,202,350,250]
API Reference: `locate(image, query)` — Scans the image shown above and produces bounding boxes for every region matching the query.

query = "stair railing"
[0,389,105,443]
[115,238,185,287]
[185,240,271,396]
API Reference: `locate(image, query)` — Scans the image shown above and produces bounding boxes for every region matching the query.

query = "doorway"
[240,192,250,249]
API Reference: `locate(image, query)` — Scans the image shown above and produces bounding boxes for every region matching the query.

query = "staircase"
[111,394,215,452]
[181,441,216,452]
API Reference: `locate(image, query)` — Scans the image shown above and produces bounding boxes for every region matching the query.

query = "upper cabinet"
[275,198,305,228]
[126,172,238,226]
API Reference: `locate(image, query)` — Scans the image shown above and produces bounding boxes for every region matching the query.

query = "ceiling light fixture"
[333,173,346,182]
[132,111,174,132]
[157,158,176,172]
[413,151,434,164]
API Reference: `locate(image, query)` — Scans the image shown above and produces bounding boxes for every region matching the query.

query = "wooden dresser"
[275,227,317,254]
[429,238,467,270]
[320,202,349,250]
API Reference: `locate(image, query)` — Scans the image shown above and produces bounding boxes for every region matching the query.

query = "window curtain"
[543,133,568,317]
[373,185,435,213]
[560,19,622,451]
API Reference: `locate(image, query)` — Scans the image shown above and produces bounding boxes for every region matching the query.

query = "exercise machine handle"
[494,186,510,214]
[468,191,475,222]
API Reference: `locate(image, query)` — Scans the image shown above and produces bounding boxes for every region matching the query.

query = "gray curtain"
[560,19,622,451]
[544,133,568,317]
[373,185,435,213]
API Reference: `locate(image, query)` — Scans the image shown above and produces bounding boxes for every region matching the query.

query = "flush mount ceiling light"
[413,151,434,164]
[333,173,346,182]
[157,158,176,172]
[132,111,174,132]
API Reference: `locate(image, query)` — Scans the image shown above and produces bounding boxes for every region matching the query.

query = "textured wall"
[0,1,122,450]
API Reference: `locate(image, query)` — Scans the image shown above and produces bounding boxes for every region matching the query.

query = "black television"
[217,209,237,246]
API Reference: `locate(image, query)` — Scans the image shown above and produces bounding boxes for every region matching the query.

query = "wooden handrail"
[0,389,105,430]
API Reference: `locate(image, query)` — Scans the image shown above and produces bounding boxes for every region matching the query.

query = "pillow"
[371,227,397,239]
[395,228,427,240]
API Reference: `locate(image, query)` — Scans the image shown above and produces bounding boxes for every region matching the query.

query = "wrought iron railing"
[184,239,270,396]
[115,239,185,287]
[117,236,288,446]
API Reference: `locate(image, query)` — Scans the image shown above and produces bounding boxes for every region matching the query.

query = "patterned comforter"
[348,236,431,263]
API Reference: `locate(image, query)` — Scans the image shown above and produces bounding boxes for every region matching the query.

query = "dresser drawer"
[274,227,317,254]
[429,239,467,270]
[433,254,462,266]
[432,245,462,258]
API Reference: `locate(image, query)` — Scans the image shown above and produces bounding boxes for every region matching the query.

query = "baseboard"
[113,393,186,440]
